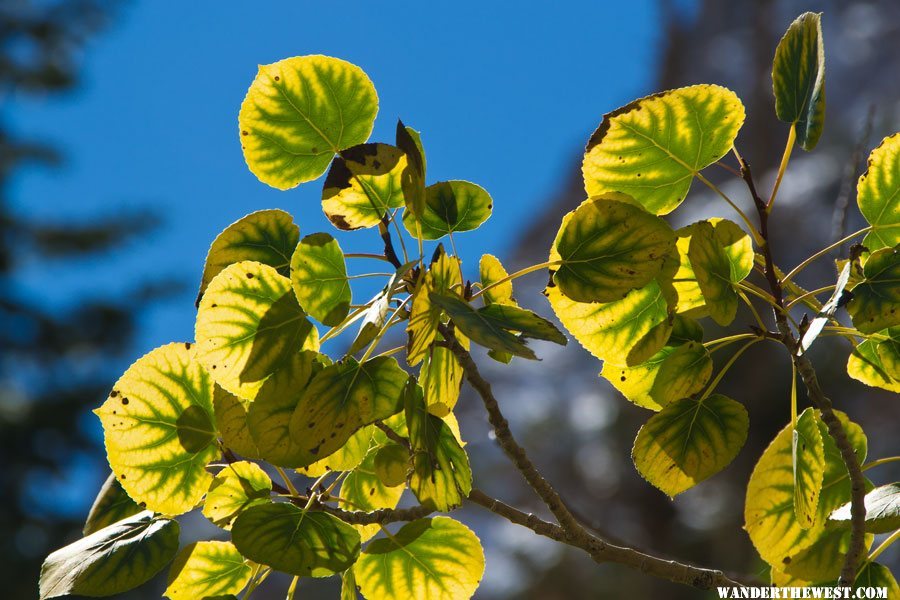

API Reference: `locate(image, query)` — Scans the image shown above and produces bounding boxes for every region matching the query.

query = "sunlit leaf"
[848,246,900,334]
[407,248,462,365]
[83,472,142,536]
[421,332,465,417]
[297,426,373,478]
[291,232,351,326]
[854,563,899,599]
[552,196,674,303]
[772,12,826,150]
[196,261,318,400]
[831,482,900,534]
[341,569,358,600]
[479,253,514,306]
[239,55,378,189]
[396,120,427,221]
[214,385,259,459]
[197,209,299,305]
[94,343,218,515]
[403,180,493,240]
[792,408,825,529]
[339,445,405,541]
[632,394,748,497]
[202,461,272,530]
[164,541,251,600]
[687,219,754,326]
[322,143,407,230]
[287,356,408,467]
[232,503,361,577]
[429,293,536,359]
[40,511,179,599]
[847,333,900,392]
[771,527,872,586]
[373,443,410,488]
[877,327,900,380]
[857,134,900,251]
[355,517,484,600]
[582,85,745,215]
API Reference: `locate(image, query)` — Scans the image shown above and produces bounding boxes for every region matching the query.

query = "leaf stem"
[767,124,796,212]
[695,172,763,245]
[700,339,761,400]
[781,226,871,284]
[738,290,768,332]
[861,456,900,473]
[344,253,394,262]
[470,260,562,301]
[868,529,900,562]
[785,285,836,309]
[275,466,299,497]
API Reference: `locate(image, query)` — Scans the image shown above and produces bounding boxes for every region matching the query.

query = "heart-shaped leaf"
[291,232,352,327]
[322,143,407,230]
[479,253,515,306]
[403,180,493,240]
[847,333,900,393]
[687,219,754,326]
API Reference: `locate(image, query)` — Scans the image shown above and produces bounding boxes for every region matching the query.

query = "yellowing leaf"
[213,386,259,459]
[403,180,493,240]
[687,220,754,326]
[196,260,318,400]
[197,209,299,305]
[632,394,748,497]
[847,335,900,393]
[407,248,461,366]
[287,356,408,467]
[202,461,271,530]
[552,196,674,303]
[421,337,464,417]
[239,55,378,190]
[322,143,407,230]
[339,446,405,541]
[373,443,409,488]
[582,85,745,215]
[297,425,373,477]
[877,328,900,380]
[772,12,826,150]
[792,408,825,529]
[291,232,351,327]
[396,120,427,221]
[479,254,514,306]
[164,541,251,600]
[355,517,485,600]
[855,563,899,599]
[94,343,217,515]
[858,134,900,251]
[848,246,900,334]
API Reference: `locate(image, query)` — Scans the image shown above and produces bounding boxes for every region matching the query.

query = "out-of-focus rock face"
[471,2,900,598]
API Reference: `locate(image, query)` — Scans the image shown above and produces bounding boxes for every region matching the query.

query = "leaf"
[546,279,672,366]
[406,384,472,511]
[745,411,868,570]
[396,120,427,220]
[857,133,900,251]
[355,517,485,600]
[339,446,405,541]
[341,569,358,600]
[40,511,179,599]
[771,527,872,586]
[197,209,300,305]
[687,220,754,326]
[551,196,674,303]
[632,394,748,497]
[402,180,493,240]
[582,85,745,215]
[877,327,900,380]
[792,408,825,529]
[855,563,899,599]
[291,232,352,326]
[94,343,218,515]
[83,472,142,536]
[202,461,272,530]
[232,503,361,577]
[239,55,378,190]
[213,386,259,459]
[479,253,514,306]
[772,12,826,150]
[322,143,407,230]
[800,260,852,352]
[429,293,535,359]
[831,483,900,534]
[848,246,900,334]
[297,425,373,478]
[196,260,318,400]
[373,443,410,488]
[601,340,712,411]
[164,541,251,600]
[287,356,408,467]
[421,334,464,417]
[847,334,900,393]
[667,225,708,317]
[407,248,462,365]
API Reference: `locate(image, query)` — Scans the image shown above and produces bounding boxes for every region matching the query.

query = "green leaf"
[855,563,899,599]
[402,180,493,240]
[831,483,900,534]
[601,340,712,411]
[288,356,408,467]
[291,232,352,327]
[94,343,218,515]
[239,55,378,190]
[373,443,410,488]
[83,472,142,536]
[232,503,361,577]
[848,246,900,334]
[340,446,405,541]
[632,394,748,497]
[406,384,472,511]
[197,209,300,305]
[202,461,272,530]
[687,219,754,326]
[745,411,868,571]
[772,12,826,150]
[297,425,373,477]
[546,279,672,366]
[196,260,318,400]
[847,334,900,392]
[214,385,259,459]
[40,511,179,599]
[792,408,825,529]
[164,541,251,600]
[396,120,427,221]
[341,569,358,600]
[479,253,514,306]
[429,293,535,359]
[421,333,464,417]
[407,248,462,366]
[877,327,900,380]
[857,134,900,251]
[551,196,674,303]
[582,85,745,215]
[322,143,407,230]
[355,517,484,600]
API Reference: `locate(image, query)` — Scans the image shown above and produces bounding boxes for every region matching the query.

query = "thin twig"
[832,105,875,255]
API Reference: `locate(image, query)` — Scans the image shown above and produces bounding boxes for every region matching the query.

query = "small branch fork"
[735,151,868,586]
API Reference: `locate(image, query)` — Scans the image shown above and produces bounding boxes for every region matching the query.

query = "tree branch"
[316,501,435,525]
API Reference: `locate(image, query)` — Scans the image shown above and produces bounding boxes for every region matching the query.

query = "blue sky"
[9,0,675,356]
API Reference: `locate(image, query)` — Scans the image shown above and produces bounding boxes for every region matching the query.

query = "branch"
[737,152,867,586]
[316,501,435,525]
[378,216,403,269]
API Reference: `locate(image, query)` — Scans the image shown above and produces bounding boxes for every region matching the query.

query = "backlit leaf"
[232,503,361,577]
[792,408,825,529]
[421,333,464,417]
[877,327,900,380]
[632,394,748,497]
[94,343,218,515]
[214,386,259,459]
[396,120,427,221]
[582,85,745,215]
[800,260,852,353]
[83,472,142,536]
[403,180,493,240]
[854,563,899,599]
[239,55,378,190]
[848,246,900,334]
[355,517,484,600]
[831,482,900,534]
[429,293,535,359]
[322,143,407,230]
[857,134,900,251]
[373,443,409,488]
[407,248,462,365]
[297,425,373,478]
[847,335,900,393]
[202,461,271,530]
[196,261,318,400]
[339,445,405,541]
[164,541,251,600]
[772,12,826,150]
[291,232,351,327]
[687,220,754,326]
[479,253,514,306]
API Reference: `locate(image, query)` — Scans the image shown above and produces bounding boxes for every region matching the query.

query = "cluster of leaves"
[38,12,900,600]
